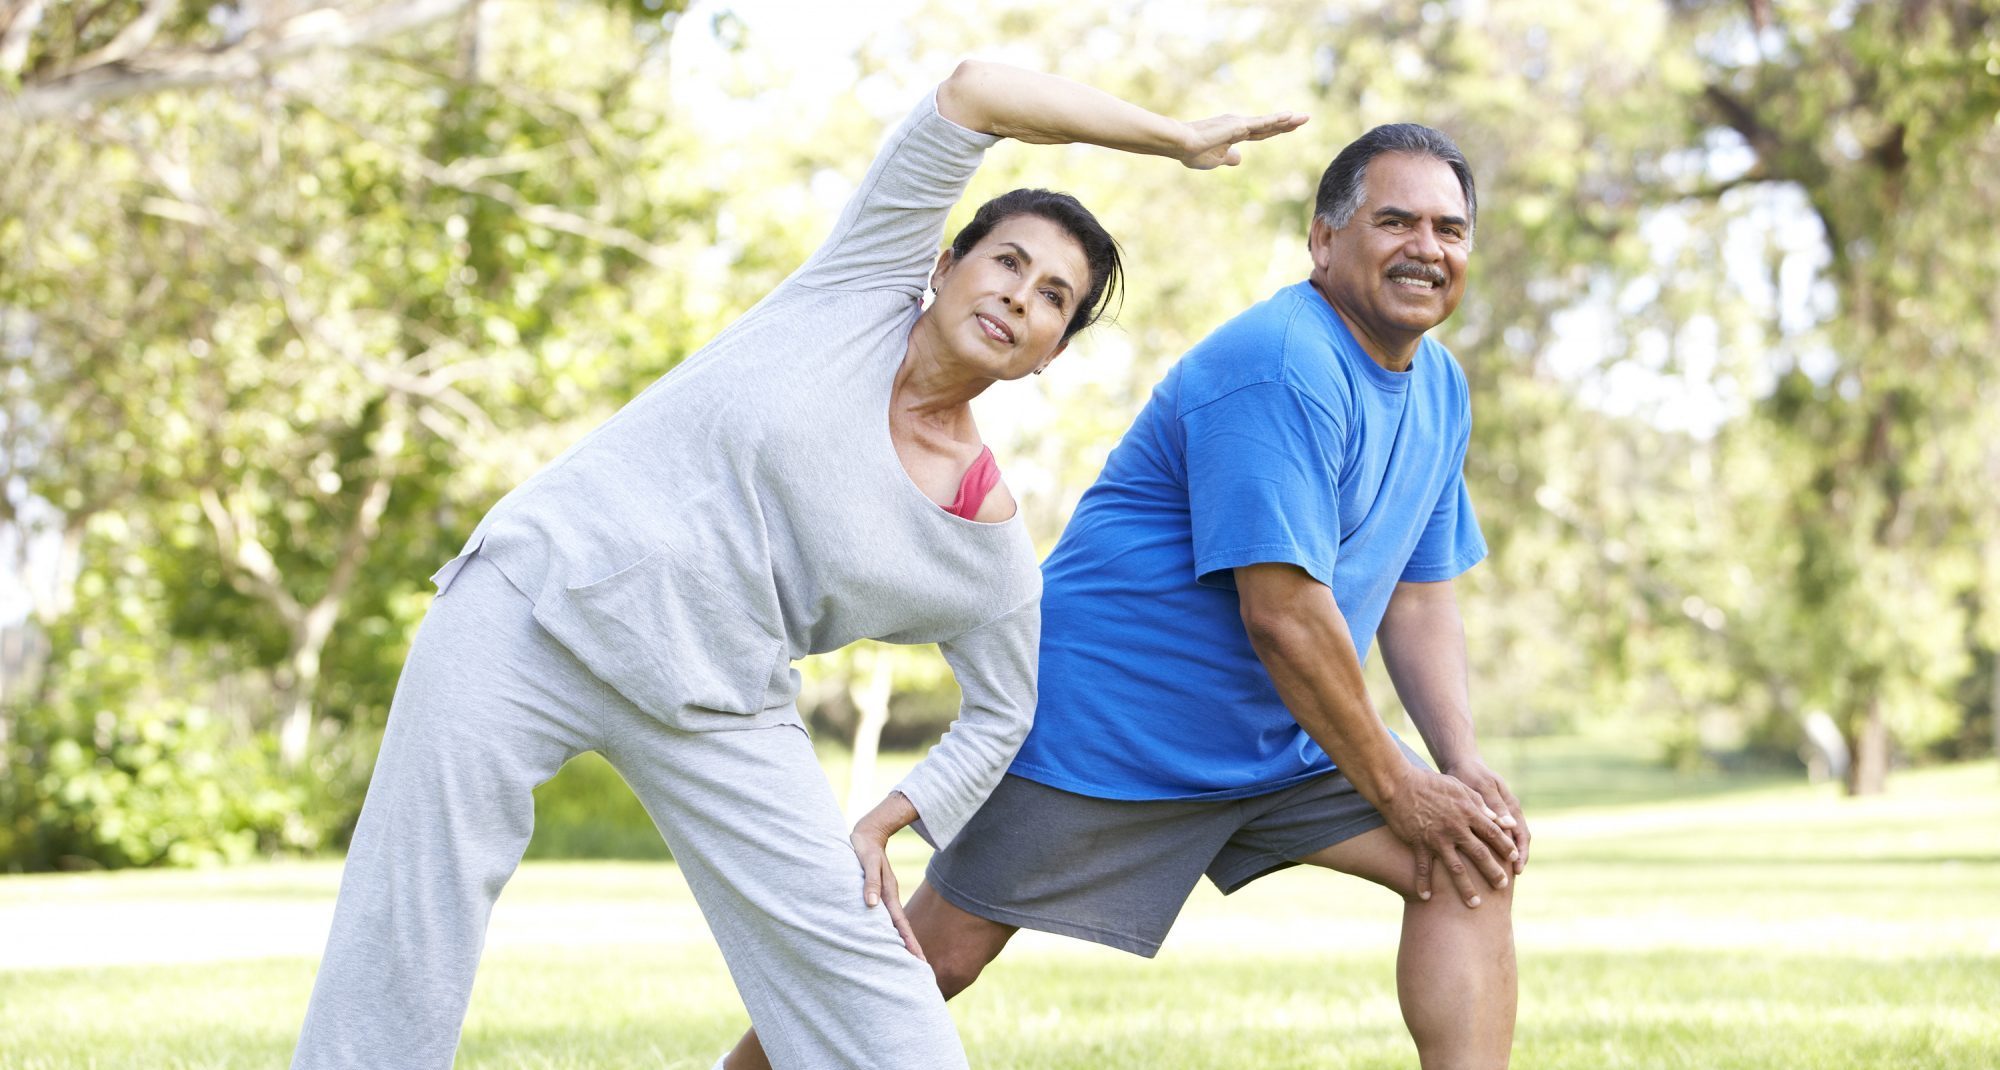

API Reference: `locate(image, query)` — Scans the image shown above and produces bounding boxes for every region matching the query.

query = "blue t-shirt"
[1009,281,1486,801]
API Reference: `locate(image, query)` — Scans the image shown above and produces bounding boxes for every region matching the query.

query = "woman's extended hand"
[1177,111,1312,169]
[850,792,925,960]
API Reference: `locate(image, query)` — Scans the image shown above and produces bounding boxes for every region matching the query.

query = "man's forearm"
[1381,578,1531,876]
[1378,580,1480,771]
[1239,565,1521,901]
[1237,565,1411,805]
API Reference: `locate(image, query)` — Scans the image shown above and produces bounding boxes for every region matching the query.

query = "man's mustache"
[1387,263,1447,286]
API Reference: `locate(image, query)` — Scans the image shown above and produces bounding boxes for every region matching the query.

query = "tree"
[0,0,764,865]
[1,0,487,118]
[1670,0,2000,792]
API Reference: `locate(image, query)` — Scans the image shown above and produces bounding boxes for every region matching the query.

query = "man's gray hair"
[1314,123,1477,234]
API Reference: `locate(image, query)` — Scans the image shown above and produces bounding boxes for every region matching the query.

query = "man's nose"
[1406,224,1444,261]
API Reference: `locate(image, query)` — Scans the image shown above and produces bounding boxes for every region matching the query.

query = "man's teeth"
[1392,276,1438,290]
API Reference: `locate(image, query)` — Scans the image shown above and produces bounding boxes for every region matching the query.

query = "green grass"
[1489,732,1806,812]
[3,750,1997,1069]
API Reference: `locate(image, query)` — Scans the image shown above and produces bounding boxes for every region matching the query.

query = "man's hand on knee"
[1382,767,1517,907]
[1445,757,1530,878]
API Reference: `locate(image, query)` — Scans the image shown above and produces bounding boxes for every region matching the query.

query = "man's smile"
[1387,264,1446,292]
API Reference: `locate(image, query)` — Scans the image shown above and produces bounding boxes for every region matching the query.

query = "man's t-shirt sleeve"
[1400,455,1488,582]
[1184,380,1345,589]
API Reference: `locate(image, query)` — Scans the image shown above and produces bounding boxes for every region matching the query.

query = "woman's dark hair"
[947,188,1123,341]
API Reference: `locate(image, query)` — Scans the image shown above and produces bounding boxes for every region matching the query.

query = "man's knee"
[1408,869,1515,919]
[919,920,1008,998]
[906,886,1013,1000]
[928,943,992,999]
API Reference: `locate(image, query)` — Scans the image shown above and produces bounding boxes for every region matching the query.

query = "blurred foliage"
[2,0,1997,869]
[525,753,670,861]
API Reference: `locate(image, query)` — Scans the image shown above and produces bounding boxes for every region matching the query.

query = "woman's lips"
[976,313,1015,343]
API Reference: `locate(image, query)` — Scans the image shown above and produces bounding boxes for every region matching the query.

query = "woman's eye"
[999,254,1018,269]
[1042,290,1062,306]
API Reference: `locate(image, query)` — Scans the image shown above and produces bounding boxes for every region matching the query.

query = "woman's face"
[928,214,1090,379]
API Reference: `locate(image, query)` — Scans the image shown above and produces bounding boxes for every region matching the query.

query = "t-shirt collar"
[1293,280,1419,393]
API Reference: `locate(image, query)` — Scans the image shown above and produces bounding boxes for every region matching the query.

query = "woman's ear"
[929,248,956,292]
[1034,337,1070,375]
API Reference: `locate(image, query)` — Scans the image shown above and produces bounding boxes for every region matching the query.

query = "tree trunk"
[456,0,488,83]
[275,646,320,768]
[1988,445,2000,777]
[843,652,895,822]
[1846,697,1890,796]
[47,520,85,622]
[278,604,340,772]
[272,402,403,768]
[276,674,316,768]
[10,0,475,121]
[0,625,16,749]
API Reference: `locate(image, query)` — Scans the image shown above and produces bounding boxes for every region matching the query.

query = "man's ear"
[1307,216,1336,274]
[929,248,956,292]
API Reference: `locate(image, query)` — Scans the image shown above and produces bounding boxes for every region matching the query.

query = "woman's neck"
[897,321,993,429]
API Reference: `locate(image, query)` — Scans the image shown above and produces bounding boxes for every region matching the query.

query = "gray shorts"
[925,740,1428,957]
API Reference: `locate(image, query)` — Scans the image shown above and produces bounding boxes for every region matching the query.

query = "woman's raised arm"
[935,59,1308,170]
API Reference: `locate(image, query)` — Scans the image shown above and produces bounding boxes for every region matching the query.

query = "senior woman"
[291,61,1304,1070]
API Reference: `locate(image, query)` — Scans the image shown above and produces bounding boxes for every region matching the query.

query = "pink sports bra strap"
[945,445,1001,520]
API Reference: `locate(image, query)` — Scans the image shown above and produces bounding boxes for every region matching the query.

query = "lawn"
[3,748,1996,1069]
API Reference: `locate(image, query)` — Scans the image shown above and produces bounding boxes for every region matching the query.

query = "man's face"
[1309,152,1471,360]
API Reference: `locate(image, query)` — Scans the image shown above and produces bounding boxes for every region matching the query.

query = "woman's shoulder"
[786,90,999,297]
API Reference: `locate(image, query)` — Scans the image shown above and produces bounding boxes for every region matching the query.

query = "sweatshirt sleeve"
[891,597,1040,850]
[786,86,1002,297]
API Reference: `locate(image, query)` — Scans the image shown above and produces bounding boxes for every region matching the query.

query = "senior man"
[730,122,1526,1070]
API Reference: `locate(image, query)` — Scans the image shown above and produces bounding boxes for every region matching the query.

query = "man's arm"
[1236,562,1516,906]
[1377,578,1530,875]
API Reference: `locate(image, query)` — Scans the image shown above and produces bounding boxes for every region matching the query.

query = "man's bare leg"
[721,883,1019,1070]
[1297,826,1516,1070]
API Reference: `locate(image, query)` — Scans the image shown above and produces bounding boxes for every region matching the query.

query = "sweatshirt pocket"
[533,545,786,717]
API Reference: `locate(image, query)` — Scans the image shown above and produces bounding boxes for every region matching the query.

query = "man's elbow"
[1240,600,1307,660]
[1237,564,1337,658]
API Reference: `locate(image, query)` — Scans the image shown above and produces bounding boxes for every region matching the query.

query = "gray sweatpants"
[291,556,965,1070]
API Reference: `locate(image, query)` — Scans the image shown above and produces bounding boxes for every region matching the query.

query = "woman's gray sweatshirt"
[430,90,1039,850]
